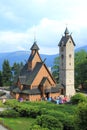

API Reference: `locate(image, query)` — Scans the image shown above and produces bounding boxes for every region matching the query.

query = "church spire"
[64,27,69,36]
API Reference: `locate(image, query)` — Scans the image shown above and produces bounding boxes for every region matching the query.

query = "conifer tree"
[2,60,12,86]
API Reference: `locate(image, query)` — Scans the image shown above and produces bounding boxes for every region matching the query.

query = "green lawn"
[0,117,35,130]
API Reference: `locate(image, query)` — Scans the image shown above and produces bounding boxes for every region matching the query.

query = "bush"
[74,102,87,130]
[5,99,18,107]
[71,93,87,104]
[62,114,75,130]
[0,109,20,117]
[30,125,49,130]
[36,115,63,130]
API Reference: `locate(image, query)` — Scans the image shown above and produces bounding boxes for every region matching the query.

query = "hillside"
[0,45,87,70]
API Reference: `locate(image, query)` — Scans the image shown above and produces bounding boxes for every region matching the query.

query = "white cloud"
[0,0,87,54]
[0,16,87,54]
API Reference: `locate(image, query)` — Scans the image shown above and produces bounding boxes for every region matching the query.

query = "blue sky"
[0,0,87,54]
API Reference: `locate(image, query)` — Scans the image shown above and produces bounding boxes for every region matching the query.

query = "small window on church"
[61,54,64,59]
[69,54,72,58]
[69,63,71,65]
[61,47,64,51]
[69,40,71,43]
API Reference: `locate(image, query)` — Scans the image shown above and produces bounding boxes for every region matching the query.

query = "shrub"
[62,114,75,130]
[13,105,42,118]
[5,99,18,107]
[74,102,87,130]
[0,109,20,117]
[71,93,87,104]
[30,125,49,130]
[36,115,63,130]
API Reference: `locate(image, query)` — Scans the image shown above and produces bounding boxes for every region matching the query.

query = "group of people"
[17,95,70,104]
[46,95,70,104]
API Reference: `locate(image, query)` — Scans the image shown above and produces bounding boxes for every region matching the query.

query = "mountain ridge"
[0,45,87,70]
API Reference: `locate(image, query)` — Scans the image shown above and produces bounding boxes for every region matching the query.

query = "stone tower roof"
[58,28,75,46]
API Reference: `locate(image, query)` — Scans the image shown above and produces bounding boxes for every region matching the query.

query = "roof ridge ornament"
[64,27,69,36]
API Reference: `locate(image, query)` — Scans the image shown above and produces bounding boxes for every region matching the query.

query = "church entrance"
[45,92,50,100]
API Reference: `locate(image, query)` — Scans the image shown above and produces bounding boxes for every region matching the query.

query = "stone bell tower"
[58,27,75,96]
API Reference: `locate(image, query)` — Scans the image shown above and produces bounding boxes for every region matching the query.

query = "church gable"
[40,77,51,89]
[31,63,56,88]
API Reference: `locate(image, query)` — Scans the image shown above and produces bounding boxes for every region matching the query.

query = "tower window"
[61,54,64,59]
[69,54,72,58]
[61,47,64,51]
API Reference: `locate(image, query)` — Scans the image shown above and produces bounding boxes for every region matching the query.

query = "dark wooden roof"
[11,85,61,95]
[40,77,48,85]
[28,51,42,63]
[30,41,39,50]
[19,62,42,85]
[22,88,41,95]
[10,86,21,93]
[19,76,26,84]
[45,85,60,93]
[28,52,36,62]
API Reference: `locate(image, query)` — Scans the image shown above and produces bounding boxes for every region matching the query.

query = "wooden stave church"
[10,41,61,101]
[10,27,75,101]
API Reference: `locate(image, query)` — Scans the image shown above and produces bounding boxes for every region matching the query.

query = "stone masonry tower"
[58,27,75,96]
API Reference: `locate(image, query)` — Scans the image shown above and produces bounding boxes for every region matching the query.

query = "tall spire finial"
[64,27,69,36]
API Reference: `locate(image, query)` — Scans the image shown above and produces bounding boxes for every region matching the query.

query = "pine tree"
[12,62,23,82]
[2,60,12,86]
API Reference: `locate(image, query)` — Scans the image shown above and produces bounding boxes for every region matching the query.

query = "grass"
[0,117,35,130]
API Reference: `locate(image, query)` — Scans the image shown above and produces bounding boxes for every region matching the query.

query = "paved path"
[0,125,8,130]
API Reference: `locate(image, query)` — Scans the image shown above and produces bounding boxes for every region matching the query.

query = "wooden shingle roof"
[30,41,39,50]
[19,62,42,85]
[22,88,41,95]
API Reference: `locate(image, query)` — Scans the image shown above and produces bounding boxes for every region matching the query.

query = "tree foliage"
[75,102,87,130]
[75,50,87,88]
[12,62,23,81]
[0,60,24,87]
[71,93,87,104]
[52,56,59,83]
[2,60,12,86]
